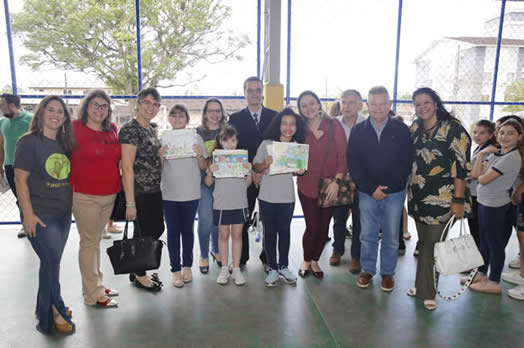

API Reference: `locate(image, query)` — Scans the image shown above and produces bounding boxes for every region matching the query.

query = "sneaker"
[172,271,184,288]
[216,267,229,285]
[509,254,521,269]
[231,267,246,286]
[183,267,192,283]
[508,285,524,300]
[17,228,26,238]
[501,272,524,285]
[403,231,411,240]
[381,275,395,292]
[357,272,372,289]
[278,267,297,284]
[265,269,279,287]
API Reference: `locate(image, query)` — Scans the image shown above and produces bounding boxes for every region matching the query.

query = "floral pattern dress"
[407,118,472,224]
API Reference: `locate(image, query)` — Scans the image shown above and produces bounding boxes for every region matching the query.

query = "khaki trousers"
[73,192,116,305]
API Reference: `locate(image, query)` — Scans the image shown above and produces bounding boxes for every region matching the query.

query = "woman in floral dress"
[407,87,472,310]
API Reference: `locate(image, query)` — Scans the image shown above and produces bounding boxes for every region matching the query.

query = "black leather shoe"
[210,252,222,268]
[311,269,324,279]
[129,274,136,283]
[298,264,310,278]
[134,278,162,292]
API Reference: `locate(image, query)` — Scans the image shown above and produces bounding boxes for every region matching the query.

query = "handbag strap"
[123,217,143,240]
[434,267,478,301]
[320,117,333,178]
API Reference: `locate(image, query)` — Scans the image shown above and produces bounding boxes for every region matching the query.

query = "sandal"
[423,300,437,311]
[407,288,417,297]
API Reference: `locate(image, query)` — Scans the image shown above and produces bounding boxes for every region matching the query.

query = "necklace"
[423,121,438,133]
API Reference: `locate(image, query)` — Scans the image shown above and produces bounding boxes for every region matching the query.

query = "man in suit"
[229,76,277,269]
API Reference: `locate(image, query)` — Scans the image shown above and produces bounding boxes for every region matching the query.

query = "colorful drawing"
[161,128,197,159]
[213,149,249,178]
[268,142,309,175]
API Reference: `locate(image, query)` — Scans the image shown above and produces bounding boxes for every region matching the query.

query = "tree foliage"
[12,0,249,94]
[503,79,524,113]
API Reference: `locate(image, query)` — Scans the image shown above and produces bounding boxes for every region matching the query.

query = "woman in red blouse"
[70,90,121,307]
[296,90,347,279]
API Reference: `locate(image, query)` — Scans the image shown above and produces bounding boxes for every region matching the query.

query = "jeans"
[4,165,23,222]
[359,190,405,276]
[197,183,219,260]
[259,200,295,270]
[332,205,350,254]
[478,202,514,282]
[350,192,361,259]
[27,213,73,333]
[163,199,199,272]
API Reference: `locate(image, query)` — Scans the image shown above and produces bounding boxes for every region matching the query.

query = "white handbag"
[433,215,484,301]
[434,216,484,276]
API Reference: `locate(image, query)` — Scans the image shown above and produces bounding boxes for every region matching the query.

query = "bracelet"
[451,196,465,204]
[126,201,136,207]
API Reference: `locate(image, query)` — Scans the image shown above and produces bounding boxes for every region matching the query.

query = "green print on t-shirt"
[45,153,71,180]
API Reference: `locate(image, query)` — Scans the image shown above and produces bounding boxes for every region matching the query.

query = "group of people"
[1,77,523,335]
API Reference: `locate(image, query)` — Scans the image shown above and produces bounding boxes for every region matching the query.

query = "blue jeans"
[163,199,199,272]
[27,213,73,333]
[259,200,295,270]
[197,184,219,260]
[359,191,405,276]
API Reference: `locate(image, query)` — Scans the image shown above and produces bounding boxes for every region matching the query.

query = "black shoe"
[17,228,26,238]
[129,274,136,283]
[134,278,162,292]
[210,252,222,268]
[151,273,163,286]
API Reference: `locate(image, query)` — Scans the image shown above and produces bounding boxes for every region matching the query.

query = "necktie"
[253,112,259,127]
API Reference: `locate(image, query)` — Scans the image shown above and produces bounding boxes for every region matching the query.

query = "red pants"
[299,191,334,261]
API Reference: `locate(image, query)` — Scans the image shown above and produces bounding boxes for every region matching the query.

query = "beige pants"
[73,192,116,305]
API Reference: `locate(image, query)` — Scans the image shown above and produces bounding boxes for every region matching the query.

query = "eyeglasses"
[91,101,110,110]
[141,99,161,108]
[246,88,263,94]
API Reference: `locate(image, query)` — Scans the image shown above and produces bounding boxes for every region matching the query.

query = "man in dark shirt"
[228,76,277,269]
[347,86,413,292]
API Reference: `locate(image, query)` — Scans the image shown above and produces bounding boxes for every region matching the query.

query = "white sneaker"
[172,271,184,288]
[216,267,229,285]
[508,284,524,300]
[509,254,521,269]
[231,267,246,286]
[501,272,524,285]
[183,267,192,283]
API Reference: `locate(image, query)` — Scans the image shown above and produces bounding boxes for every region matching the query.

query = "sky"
[0,0,520,99]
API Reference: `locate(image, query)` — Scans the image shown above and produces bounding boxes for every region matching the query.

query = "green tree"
[503,80,524,113]
[12,0,249,94]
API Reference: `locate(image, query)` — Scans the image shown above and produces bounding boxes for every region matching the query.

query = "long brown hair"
[26,95,75,158]
[199,98,228,136]
[77,89,113,132]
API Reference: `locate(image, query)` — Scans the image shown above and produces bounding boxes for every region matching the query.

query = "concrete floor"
[0,219,522,348]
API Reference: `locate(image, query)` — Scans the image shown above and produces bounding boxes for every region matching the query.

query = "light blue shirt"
[370,115,391,142]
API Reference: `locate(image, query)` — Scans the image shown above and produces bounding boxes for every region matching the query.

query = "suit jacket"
[228,106,277,162]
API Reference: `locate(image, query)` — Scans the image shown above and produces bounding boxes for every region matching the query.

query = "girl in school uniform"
[252,108,305,287]
[467,120,497,249]
[160,104,208,288]
[470,119,523,294]
[205,126,252,286]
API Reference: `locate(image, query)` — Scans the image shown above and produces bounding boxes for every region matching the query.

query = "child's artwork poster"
[213,149,249,178]
[267,142,309,175]
[161,128,197,159]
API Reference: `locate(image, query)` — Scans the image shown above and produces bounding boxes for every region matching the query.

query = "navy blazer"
[228,106,277,162]
[347,117,414,196]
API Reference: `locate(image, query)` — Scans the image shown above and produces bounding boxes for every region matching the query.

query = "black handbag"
[110,188,126,222]
[106,220,164,275]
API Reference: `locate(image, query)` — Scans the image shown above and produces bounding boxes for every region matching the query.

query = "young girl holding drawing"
[205,126,252,286]
[160,104,208,288]
[252,108,306,287]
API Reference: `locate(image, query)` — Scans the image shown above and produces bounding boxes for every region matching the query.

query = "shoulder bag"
[106,219,164,275]
[317,118,355,208]
[433,215,484,301]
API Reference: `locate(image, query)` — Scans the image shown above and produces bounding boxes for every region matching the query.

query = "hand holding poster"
[213,149,249,178]
[267,142,309,175]
[161,128,197,159]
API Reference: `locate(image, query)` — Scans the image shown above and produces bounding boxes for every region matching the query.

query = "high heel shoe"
[210,252,222,268]
[298,263,310,278]
[54,313,74,333]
